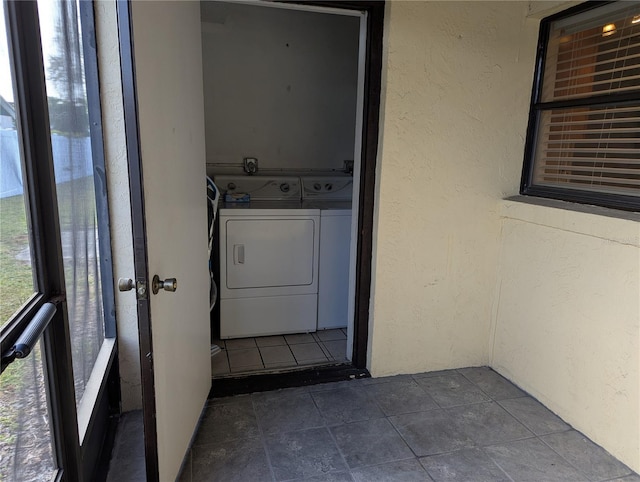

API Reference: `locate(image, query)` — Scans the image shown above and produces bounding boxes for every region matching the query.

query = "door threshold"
[209,363,370,398]
[211,357,348,379]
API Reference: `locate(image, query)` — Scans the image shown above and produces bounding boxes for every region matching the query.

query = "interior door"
[117,1,211,481]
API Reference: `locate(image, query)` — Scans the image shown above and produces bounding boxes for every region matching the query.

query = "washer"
[301,176,353,330]
[215,175,320,339]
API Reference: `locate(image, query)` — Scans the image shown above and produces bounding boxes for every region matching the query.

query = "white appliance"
[301,177,353,330]
[216,176,320,339]
[317,209,351,329]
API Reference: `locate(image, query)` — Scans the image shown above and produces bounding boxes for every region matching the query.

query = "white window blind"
[533,104,640,195]
[526,2,640,206]
[542,3,640,102]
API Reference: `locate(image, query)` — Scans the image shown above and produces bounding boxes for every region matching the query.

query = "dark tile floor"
[106,368,640,482]
[106,410,145,482]
[174,367,640,482]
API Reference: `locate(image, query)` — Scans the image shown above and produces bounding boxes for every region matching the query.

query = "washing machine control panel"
[302,177,352,200]
[215,176,301,201]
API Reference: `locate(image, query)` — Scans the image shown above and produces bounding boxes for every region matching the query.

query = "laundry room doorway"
[201,0,383,381]
[116,1,382,479]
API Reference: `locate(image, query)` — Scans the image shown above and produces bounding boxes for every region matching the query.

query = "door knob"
[152,275,177,295]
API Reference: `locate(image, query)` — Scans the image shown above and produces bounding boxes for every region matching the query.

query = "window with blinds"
[522,2,640,210]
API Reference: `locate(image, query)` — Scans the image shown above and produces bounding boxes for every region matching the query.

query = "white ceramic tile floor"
[285,333,316,344]
[260,345,296,365]
[290,342,327,363]
[228,348,263,369]
[255,335,286,347]
[211,328,348,377]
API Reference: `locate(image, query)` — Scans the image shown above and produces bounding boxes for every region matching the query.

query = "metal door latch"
[118,278,148,299]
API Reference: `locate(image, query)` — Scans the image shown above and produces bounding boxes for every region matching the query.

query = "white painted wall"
[131,2,211,480]
[369,1,540,375]
[200,2,359,172]
[94,0,141,411]
[491,199,640,471]
[526,0,581,18]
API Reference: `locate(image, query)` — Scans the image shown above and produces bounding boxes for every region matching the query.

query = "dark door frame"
[116,1,384,480]
[320,0,385,370]
[115,1,159,480]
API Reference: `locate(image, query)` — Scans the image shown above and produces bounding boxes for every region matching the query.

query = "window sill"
[500,196,640,248]
[77,337,117,444]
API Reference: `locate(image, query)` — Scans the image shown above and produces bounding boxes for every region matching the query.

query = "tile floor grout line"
[386,408,427,460]
[535,431,618,482]
[256,343,267,371]
[251,394,278,482]
[494,398,574,439]
[437,399,500,410]
[478,402,536,440]
[540,432,609,481]
[479,433,542,450]
[458,368,530,403]
[601,474,636,482]
[350,455,422,476]
[318,340,333,360]
[224,346,231,375]
[323,418,355,476]
[414,399,538,459]
[475,444,517,482]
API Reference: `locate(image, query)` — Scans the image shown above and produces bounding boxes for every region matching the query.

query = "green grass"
[0,176,97,330]
[56,176,97,230]
[0,193,34,330]
[0,177,98,481]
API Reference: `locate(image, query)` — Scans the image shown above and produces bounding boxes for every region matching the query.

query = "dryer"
[215,176,320,339]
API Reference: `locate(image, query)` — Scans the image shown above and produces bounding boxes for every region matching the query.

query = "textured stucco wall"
[492,199,640,472]
[526,0,581,18]
[370,1,639,470]
[94,0,141,411]
[368,1,539,375]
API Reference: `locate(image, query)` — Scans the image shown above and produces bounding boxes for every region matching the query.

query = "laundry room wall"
[200,2,359,173]
[368,1,540,376]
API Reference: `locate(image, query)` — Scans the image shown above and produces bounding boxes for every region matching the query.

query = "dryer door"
[223,217,319,297]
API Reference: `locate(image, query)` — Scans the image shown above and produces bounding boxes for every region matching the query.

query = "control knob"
[280,183,290,193]
[313,183,322,191]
